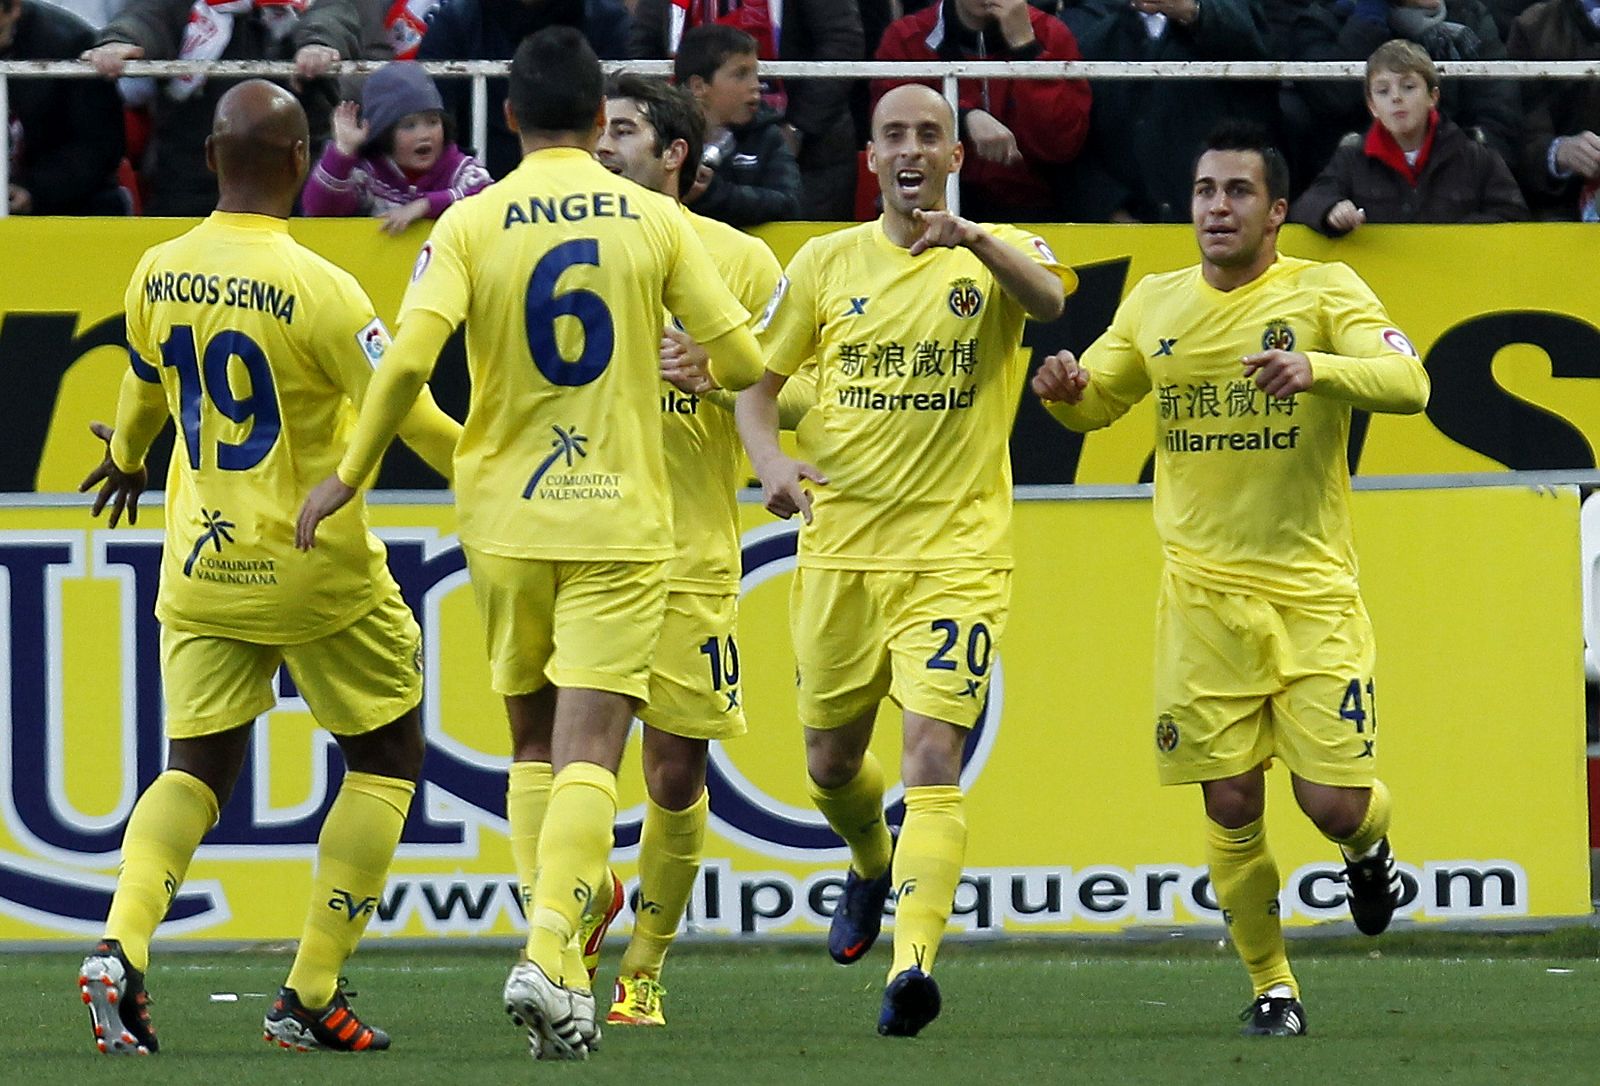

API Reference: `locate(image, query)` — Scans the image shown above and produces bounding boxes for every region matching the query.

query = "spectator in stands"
[301,60,491,231]
[874,0,1090,221]
[629,0,864,220]
[1486,0,1540,36]
[38,0,115,26]
[1289,0,1519,185]
[1507,0,1600,218]
[3,0,126,213]
[417,0,630,178]
[675,24,802,225]
[81,0,383,216]
[1291,39,1527,233]
[1059,0,1273,222]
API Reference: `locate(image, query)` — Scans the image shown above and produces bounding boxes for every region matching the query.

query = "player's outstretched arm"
[702,323,765,392]
[910,210,1065,321]
[736,369,829,523]
[78,421,147,528]
[395,385,462,483]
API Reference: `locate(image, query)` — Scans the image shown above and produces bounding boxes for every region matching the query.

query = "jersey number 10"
[159,325,281,471]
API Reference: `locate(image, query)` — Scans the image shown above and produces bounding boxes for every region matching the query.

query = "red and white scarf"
[172,0,306,100]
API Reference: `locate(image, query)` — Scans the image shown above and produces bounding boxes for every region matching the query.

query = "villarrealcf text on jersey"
[399,147,750,563]
[661,208,782,593]
[1056,256,1429,606]
[118,212,400,643]
[760,220,1075,570]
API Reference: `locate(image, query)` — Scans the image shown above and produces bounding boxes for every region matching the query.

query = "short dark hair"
[606,73,706,199]
[673,24,759,86]
[1195,120,1291,203]
[508,26,604,135]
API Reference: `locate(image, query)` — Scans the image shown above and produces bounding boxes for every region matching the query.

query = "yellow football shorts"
[790,566,1010,731]
[1152,571,1380,788]
[161,588,422,739]
[638,591,747,740]
[464,547,667,701]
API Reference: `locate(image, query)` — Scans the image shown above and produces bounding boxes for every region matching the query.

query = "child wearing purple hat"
[303,60,492,233]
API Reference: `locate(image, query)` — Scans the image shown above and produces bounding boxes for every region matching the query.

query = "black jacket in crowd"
[688,105,803,226]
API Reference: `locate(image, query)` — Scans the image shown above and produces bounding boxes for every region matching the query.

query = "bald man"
[734,82,1074,1037]
[77,80,460,1056]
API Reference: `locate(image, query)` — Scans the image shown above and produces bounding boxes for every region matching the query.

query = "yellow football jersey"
[116,212,403,643]
[1048,255,1429,606]
[761,220,1075,570]
[398,147,750,562]
[661,209,782,593]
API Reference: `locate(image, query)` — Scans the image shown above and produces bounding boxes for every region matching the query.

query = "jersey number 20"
[160,326,281,471]
[524,239,615,387]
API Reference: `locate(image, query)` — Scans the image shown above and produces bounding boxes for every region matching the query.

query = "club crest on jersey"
[356,317,391,368]
[411,243,433,283]
[1261,321,1295,352]
[948,277,983,319]
[1155,712,1179,753]
[1381,327,1418,358]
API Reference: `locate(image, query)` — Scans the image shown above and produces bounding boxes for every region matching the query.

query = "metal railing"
[2,57,1596,217]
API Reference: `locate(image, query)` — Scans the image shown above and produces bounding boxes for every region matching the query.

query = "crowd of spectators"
[6,0,1600,224]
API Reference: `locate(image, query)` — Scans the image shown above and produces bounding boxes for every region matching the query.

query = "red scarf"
[1363,109,1440,186]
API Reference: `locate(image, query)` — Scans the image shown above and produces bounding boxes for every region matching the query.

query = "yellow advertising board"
[3,220,1599,492]
[0,485,1584,941]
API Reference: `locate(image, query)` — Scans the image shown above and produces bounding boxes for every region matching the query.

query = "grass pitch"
[8,929,1599,1085]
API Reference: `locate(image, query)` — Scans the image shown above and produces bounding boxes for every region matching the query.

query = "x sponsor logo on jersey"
[1155,337,1179,356]
[847,296,869,316]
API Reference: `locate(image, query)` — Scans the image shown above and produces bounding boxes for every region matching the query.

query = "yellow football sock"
[526,762,617,978]
[618,790,708,980]
[887,785,966,980]
[507,761,553,919]
[103,770,219,972]
[284,772,414,1009]
[1331,778,1392,860]
[808,752,892,879]
[1207,816,1297,998]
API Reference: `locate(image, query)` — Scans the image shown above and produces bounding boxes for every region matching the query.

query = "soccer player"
[1033,121,1426,1038]
[584,72,782,1029]
[75,79,461,1056]
[294,28,765,1062]
[736,82,1072,1038]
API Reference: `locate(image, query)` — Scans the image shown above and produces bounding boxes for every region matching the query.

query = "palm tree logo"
[183,509,236,577]
[523,425,589,499]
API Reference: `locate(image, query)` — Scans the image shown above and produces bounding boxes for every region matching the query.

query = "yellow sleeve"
[702,323,764,391]
[110,258,170,472]
[662,211,749,357]
[758,242,820,378]
[989,224,1080,294]
[704,359,816,429]
[396,386,461,483]
[1306,264,1430,415]
[1044,278,1152,432]
[335,310,454,487]
[397,209,472,330]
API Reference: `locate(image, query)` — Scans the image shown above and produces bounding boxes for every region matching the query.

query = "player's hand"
[1555,131,1600,179]
[1241,350,1313,399]
[296,474,357,551]
[332,100,369,157]
[294,43,341,81]
[380,197,430,235]
[81,42,143,78]
[78,421,147,528]
[1032,351,1090,404]
[964,109,1022,167]
[755,455,828,524]
[909,208,981,256]
[660,326,715,394]
[1325,200,1366,234]
[684,164,714,205]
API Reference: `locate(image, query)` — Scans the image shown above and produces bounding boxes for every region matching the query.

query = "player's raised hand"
[80,42,143,78]
[909,209,980,256]
[1241,349,1313,399]
[756,455,829,524]
[1032,350,1090,405]
[78,421,147,528]
[660,326,715,394]
[296,474,358,551]
[332,101,369,157]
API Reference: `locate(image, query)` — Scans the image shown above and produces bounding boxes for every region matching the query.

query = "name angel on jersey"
[502,191,643,228]
[1165,425,1302,453]
[142,272,298,324]
[837,384,978,413]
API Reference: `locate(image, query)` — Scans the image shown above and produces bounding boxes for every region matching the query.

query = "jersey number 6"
[525,238,615,387]
[159,325,282,471]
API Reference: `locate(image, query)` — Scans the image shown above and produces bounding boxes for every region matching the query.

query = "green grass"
[8,930,1600,1085]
